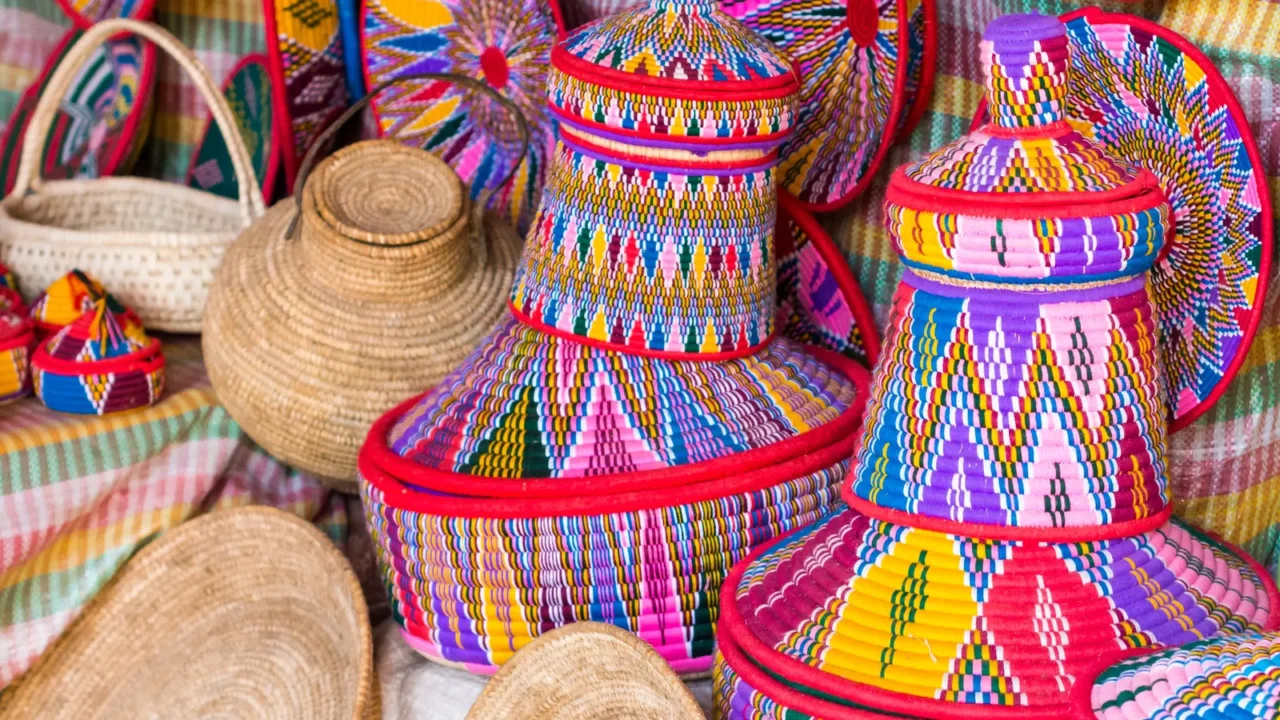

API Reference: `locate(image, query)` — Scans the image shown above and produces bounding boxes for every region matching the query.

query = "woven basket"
[0,18,265,333]
[203,75,527,491]
[466,622,705,720]
[0,506,377,720]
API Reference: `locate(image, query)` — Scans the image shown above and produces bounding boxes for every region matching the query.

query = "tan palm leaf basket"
[202,75,528,492]
[0,19,266,333]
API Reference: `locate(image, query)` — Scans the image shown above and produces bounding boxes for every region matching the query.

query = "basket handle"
[286,73,531,242]
[11,19,266,226]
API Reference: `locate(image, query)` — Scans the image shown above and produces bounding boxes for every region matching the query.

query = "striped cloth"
[141,0,267,183]
[0,0,69,137]
[826,0,1280,582]
[0,336,347,689]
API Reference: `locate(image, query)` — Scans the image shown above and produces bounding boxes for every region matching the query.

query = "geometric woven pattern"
[362,458,848,674]
[388,318,856,479]
[850,273,1172,536]
[1063,10,1271,431]
[362,0,562,231]
[510,138,779,358]
[726,505,1276,716]
[1088,632,1280,720]
[722,0,927,209]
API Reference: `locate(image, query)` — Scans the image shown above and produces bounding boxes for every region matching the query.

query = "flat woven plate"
[0,29,155,194]
[721,0,935,210]
[186,55,279,201]
[361,0,565,232]
[775,191,880,367]
[973,9,1272,432]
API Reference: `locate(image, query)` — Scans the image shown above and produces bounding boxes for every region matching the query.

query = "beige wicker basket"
[0,19,265,333]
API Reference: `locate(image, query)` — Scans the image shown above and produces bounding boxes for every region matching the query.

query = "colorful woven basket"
[712,13,1280,720]
[28,269,105,336]
[360,0,565,231]
[360,0,879,677]
[32,294,165,415]
[1081,632,1280,720]
[0,26,156,195]
[721,0,937,210]
[971,8,1272,432]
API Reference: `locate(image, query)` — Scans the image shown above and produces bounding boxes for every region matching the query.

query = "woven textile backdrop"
[828,0,1280,582]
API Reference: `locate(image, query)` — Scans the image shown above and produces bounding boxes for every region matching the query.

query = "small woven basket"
[0,19,266,333]
[0,506,377,719]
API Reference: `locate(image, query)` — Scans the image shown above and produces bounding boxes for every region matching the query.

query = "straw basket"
[203,75,527,491]
[0,507,377,720]
[0,19,266,333]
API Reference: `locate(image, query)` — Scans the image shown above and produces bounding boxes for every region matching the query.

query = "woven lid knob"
[982,13,1069,130]
[649,0,716,10]
[301,141,476,302]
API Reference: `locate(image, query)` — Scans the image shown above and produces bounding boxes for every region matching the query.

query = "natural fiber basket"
[0,506,377,720]
[203,75,527,491]
[0,19,266,333]
[466,622,705,720]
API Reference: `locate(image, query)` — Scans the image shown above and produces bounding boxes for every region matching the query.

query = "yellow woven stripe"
[1177,474,1280,546]
[0,506,193,588]
[1160,0,1278,57]
[1239,323,1280,376]
[0,387,214,453]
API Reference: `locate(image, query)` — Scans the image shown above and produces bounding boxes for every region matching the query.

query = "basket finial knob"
[982,13,1069,130]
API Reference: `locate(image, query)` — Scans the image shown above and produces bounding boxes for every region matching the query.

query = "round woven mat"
[0,507,377,719]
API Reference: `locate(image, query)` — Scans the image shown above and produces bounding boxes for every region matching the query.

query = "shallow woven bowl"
[0,507,377,720]
[465,622,705,720]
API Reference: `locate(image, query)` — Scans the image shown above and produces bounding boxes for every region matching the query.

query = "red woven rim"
[969,7,1273,435]
[799,0,913,212]
[559,126,780,169]
[843,493,1175,543]
[0,323,33,353]
[777,190,881,366]
[31,337,163,376]
[509,302,777,362]
[359,346,869,501]
[894,0,937,140]
[717,510,1280,719]
[183,53,281,204]
[885,165,1169,217]
[550,45,799,99]
[549,104,794,147]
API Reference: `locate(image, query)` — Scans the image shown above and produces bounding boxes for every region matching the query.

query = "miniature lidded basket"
[711,14,1279,720]
[360,0,872,677]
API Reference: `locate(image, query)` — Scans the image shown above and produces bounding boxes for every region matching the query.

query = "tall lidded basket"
[713,14,1278,720]
[358,0,871,677]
